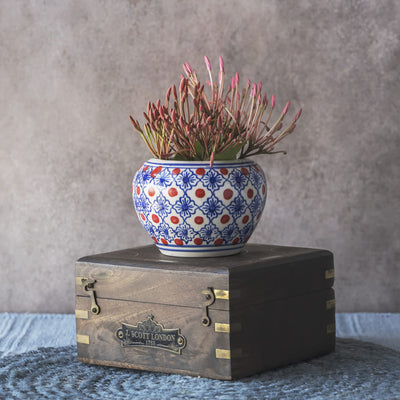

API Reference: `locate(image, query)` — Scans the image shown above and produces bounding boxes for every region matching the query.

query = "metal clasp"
[81,278,100,315]
[201,287,215,327]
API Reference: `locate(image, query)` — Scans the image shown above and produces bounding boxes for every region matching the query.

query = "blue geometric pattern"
[173,195,196,218]
[199,196,223,219]
[133,159,267,254]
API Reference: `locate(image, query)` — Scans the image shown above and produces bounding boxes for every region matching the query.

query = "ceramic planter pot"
[132,159,267,257]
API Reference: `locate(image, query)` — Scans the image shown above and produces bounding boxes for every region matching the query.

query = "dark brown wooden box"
[75,244,335,380]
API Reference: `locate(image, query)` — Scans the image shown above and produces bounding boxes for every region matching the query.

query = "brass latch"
[201,287,215,327]
[81,278,100,315]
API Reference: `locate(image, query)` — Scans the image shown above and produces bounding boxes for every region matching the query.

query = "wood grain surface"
[75,244,335,379]
[76,296,231,379]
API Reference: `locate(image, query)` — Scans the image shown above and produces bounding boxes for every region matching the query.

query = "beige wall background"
[1,0,399,313]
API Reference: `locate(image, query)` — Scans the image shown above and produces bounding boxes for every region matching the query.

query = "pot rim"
[146,158,255,167]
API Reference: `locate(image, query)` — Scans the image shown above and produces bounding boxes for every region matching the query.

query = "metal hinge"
[80,277,100,315]
[201,287,215,327]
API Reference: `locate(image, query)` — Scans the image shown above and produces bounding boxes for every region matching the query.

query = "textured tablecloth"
[0,313,399,399]
[1,312,400,357]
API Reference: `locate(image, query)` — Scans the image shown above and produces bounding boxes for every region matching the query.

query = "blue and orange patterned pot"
[132,159,267,257]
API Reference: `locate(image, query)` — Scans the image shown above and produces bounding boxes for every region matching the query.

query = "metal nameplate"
[115,314,186,355]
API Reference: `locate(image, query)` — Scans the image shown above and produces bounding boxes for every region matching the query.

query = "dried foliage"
[130,56,302,165]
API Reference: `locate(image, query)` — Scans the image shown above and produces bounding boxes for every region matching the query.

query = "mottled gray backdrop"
[1,0,399,312]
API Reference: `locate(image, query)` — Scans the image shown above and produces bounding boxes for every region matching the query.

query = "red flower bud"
[204,55,211,71]
[182,64,189,75]
[250,83,256,97]
[294,108,302,122]
[235,72,239,85]
[179,77,186,94]
[165,87,171,105]
[283,101,290,115]
[181,92,187,104]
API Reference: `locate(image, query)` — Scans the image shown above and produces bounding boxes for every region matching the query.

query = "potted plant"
[130,56,302,257]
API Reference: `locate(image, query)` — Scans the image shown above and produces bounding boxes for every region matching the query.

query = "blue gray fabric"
[0,339,399,399]
[0,313,76,357]
[1,312,400,356]
[1,313,400,399]
[336,313,400,352]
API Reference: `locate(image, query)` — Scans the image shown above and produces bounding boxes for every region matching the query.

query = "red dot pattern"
[196,168,205,175]
[221,215,230,224]
[194,216,204,225]
[135,162,267,250]
[151,166,162,177]
[223,189,233,200]
[171,216,179,224]
[168,187,178,197]
[195,188,205,198]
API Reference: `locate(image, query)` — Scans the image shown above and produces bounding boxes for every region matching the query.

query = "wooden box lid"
[76,244,334,310]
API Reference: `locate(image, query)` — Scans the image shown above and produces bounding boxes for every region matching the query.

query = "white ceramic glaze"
[133,159,267,257]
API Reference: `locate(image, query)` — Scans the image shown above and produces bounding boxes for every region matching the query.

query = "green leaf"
[194,140,203,159]
[173,153,186,161]
[214,142,246,161]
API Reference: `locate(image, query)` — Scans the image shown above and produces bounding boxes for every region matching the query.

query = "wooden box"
[75,244,335,380]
